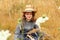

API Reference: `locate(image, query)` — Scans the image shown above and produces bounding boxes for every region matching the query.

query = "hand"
[27,28,38,34]
[27,35,35,40]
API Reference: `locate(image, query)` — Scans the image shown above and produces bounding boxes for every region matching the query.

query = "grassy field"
[0,0,60,40]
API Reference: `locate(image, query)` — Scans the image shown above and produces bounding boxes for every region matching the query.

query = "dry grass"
[0,0,60,40]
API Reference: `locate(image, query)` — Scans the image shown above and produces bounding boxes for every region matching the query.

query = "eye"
[25,12,32,15]
[25,13,29,15]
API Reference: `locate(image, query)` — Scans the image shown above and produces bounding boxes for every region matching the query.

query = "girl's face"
[25,12,32,21]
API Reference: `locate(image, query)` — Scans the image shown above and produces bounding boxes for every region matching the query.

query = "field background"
[0,0,60,40]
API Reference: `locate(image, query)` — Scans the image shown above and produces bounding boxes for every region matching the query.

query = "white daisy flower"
[35,15,49,29]
[0,30,11,40]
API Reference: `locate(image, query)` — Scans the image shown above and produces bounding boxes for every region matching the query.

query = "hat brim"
[23,10,36,13]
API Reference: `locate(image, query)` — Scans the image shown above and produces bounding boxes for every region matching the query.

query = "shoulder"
[16,21,22,28]
[32,21,39,28]
[32,21,38,26]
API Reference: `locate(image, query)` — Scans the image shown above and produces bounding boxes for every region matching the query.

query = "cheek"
[30,15,32,18]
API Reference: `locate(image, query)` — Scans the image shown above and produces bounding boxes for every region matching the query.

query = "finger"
[27,35,35,40]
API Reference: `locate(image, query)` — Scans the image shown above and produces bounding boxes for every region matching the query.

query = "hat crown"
[23,4,36,13]
[24,5,34,11]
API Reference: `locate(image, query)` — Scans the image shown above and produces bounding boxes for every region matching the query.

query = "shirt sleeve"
[34,23,40,37]
[14,23,23,40]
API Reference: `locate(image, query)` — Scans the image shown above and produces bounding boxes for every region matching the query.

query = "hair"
[20,12,36,30]
[22,12,36,22]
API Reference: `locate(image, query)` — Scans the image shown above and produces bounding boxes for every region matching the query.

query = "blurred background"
[0,0,60,40]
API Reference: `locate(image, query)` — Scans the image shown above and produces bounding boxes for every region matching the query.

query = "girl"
[14,5,40,40]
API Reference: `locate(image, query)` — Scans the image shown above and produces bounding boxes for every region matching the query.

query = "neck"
[26,19,31,22]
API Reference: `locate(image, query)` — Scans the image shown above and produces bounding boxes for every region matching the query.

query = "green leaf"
[17,18,22,24]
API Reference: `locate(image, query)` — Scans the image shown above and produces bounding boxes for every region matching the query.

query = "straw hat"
[23,5,36,13]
